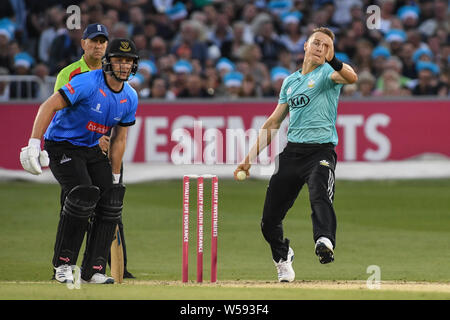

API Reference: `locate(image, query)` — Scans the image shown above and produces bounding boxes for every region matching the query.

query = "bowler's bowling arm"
[331,63,358,84]
[242,102,289,167]
[30,91,68,140]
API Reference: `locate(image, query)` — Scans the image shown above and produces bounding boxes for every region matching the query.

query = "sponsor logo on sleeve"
[65,83,75,94]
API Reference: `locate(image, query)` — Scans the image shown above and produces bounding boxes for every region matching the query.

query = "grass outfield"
[0,179,449,300]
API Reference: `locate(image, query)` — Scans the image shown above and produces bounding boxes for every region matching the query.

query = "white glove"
[113,173,121,184]
[20,138,50,175]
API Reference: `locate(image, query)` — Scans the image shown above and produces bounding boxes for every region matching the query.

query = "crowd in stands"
[0,0,448,100]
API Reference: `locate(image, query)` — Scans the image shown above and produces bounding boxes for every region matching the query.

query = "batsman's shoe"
[273,247,295,282]
[315,237,334,264]
[54,264,74,284]
[82,273,114,284]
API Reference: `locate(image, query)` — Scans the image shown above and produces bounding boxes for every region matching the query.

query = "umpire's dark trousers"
[261,142,337,262]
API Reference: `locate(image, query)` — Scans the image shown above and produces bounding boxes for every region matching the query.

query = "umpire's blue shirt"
[45,69,138,147]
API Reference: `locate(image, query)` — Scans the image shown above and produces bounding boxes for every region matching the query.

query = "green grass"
[1,283,447,300]
[0,179,449,300]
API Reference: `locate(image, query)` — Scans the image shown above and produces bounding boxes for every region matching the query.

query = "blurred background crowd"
[0,0,448,101]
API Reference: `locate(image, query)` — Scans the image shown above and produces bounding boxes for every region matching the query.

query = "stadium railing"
[0,75,56,101]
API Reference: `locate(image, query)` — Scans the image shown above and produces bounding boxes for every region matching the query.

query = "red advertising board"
[1,100,449,170]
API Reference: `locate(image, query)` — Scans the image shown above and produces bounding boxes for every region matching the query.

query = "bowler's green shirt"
[278,63,343,146]
[53,55,91,92]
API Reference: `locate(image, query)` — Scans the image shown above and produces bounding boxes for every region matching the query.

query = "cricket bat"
[110,224,124,284]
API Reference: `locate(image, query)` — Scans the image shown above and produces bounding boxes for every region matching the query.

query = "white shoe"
[315,237,334,264]
[81,273,114,284]
[54,264,74,284]
[274,247,295,282]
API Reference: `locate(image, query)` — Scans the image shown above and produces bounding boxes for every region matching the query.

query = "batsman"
[53,23,135,280]
[20,38,139,284]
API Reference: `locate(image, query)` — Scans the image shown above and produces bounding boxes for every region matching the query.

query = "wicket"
[182,174,218,283]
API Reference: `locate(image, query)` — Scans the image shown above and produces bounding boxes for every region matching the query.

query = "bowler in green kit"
[235,27,358,282]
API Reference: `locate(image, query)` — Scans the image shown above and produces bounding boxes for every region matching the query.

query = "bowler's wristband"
[327,55,343,71]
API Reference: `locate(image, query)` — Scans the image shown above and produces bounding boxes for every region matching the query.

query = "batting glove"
[20,138,50,175]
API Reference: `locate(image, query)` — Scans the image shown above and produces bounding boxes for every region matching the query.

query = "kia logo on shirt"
[288,94,310,108]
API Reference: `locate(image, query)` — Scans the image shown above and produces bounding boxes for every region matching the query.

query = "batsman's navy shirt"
[44,69,138,147]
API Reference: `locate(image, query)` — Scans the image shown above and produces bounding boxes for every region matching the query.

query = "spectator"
[223,71,243,99]
[241,2,258,44]
[207,13,233,50]
[171,20,209,67]
[277,47,296,73]
[86,2,103,25]
[171,59,193,97]
[371,46,391,78]
[132,29,151,59]
[10,52,38,99]
[254,20,287,69]
[149,76,175,99]
[38,6,65,64]
[128,73,146,97]
[48,27,83,75]
[342,83,358,97]
[0,1,446,99]
[0,67,9,101]
[376,56,412,94]
[128,6,145,36]
[104,9,120,31]
[332,0,363,27]
[150,36,168,61]
[377,0,397,34]
[32,63,51,99]
[0,27,12,71]
[216,57,235,79]
[111,22,129,39]
[437,68,449,97]
[240,44,271,94]
[279,12,306,56]
[264,66,290,97]
[221,21,251,61]
[374,69,411,97]
[398,42,417,79]
[202,3,219,30]
[397,5,421,31]
[353,39,374,72]
[203,64,223,97]
[413,47,434,64]
[356,71,376,97]
[178,74,212,98]
[384,29,408,57]
[334,29,358,61]
[406,29,429,52]
[418,0,449,37]
[411,61,443,96]
[239,74,259,98]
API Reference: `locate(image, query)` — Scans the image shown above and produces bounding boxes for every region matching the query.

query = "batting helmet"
[102,38,139,81]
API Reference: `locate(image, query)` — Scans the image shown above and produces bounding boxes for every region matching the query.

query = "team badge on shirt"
[308,79,315,88]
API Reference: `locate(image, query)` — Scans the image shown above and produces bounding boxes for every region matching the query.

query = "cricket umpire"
[20,38,140,284]
[54,23,135,279]
[234,27,357,282]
